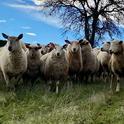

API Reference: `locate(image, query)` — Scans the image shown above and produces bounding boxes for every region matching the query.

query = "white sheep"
[92,47,100,56]
[37,43,48,57]
[101,41,111,52]
[109,40,124,93]
[41,45,69,94]
[0,33,27,89]
[64,40,83,80]
[80,39,99,82]
[23,45,42,86]
[97,42,111,81]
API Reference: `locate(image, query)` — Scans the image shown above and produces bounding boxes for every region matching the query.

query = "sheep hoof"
[116,89,120,93]
[116,86,120,93]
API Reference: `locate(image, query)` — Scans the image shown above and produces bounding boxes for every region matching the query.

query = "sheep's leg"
[110,74,115,94]
[16,75,22,85]
[102,71,108,84]
[3,73,15,91]
[67,81,70,89]
[3,72,9,87]
[67,80,72,89]
[48,80,52,91]
[84,74,88,83]
[56,81,59,94]
[90,74,94,82]
[116,76,120,93]
[110,74,113,89]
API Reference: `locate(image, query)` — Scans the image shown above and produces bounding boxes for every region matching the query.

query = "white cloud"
[5,2,62,28]
[21,26,31,29]
[31,12,62,28]
[15,0,26,3]
[32,0,46,5]
[0,19,7,23]
[6,3,44,11]
[26,32,37,36]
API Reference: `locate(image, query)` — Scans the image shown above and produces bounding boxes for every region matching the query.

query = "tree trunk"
[90,17,98,47]
[84,17,90,41]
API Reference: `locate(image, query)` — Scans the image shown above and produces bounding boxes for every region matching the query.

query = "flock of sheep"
[0,33,123,94]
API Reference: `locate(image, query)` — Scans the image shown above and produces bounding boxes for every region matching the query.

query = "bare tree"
[40,0,124,46]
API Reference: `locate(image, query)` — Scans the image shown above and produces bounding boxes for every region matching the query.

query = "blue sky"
[0,0,81,45]
[0,0,124,46]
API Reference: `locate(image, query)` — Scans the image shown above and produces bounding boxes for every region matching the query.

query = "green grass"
[0,80,124,124]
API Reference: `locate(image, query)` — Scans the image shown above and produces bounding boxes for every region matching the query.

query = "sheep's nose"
[41,50,44,54]
[101,48,103,51]
[73,48,76,52]
[57,52,60,56]
[109,49,112,54]
[8,46,12,51]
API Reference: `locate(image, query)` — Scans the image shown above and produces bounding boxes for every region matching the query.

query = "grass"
[0,80,124,124]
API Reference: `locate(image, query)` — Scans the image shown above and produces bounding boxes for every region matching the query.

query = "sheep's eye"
[81,43,85,46]
[35,48,38,50]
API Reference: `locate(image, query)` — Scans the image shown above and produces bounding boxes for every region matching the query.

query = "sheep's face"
[80,39,92,52]
[109,41,123,54]
[26,45,41,58]
[52,46,65,58]
[65,40,81,53]
[46,42,55,53]
[40,46,48,55]
[101,42,110,52]
[71,42,80,53]
[2,33,23,52]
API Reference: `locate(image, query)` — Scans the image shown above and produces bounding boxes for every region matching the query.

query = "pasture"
[0,80,124,124]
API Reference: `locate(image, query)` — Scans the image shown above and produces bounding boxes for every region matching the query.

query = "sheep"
[37,42,57,57]
[109,40,124,93]
[101,41,111,52]
[45,42,56,53]
[92,47,100,56]
[23,45,42,87]
[0,40,7,47]
[0,33,27,90]
[64,40,83,81]
[80,39,99,82]
[40,45,69,94]
[97,42,111,81]
[37,43,48,57]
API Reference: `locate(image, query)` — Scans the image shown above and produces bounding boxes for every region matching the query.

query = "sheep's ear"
[65,40,71,44]
[79,39,83,44]
[37,46,42,49]
[2,33,8,39]
[37,43,40,46]
[25,43,30,46]
[101,48,103,51]
[107,41,110,44]
[0,40,7,47]
[62,44,67,49]
[26,44,31,49]
[119,41,123,44]
[18,34,23,40]
[85,41,89,45]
